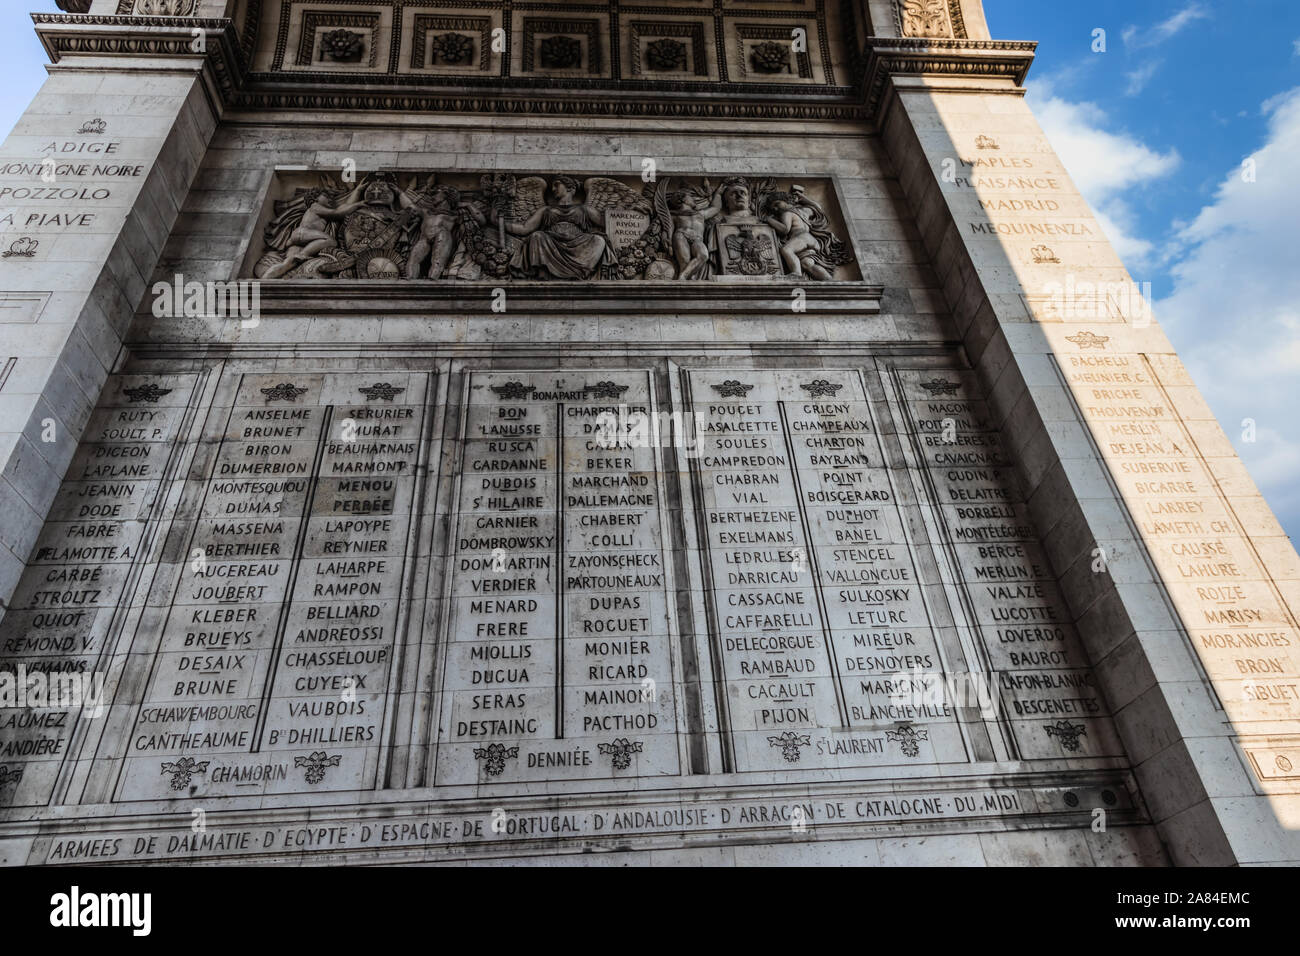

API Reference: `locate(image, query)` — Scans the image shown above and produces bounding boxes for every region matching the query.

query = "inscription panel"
[892,369,1126,760]
[432,370,685,784]
[0,356,1142,821]
[0,374,197,807]
[685,369,965,772]
[114,372,430,800]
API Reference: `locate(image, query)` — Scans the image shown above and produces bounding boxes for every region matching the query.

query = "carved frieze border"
[32,14,1036,124]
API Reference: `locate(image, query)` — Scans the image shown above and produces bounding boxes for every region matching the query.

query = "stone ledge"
[236,280,886,315]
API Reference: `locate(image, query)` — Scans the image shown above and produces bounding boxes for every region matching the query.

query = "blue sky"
[0,2,1296,541]
[984,0,1300,543]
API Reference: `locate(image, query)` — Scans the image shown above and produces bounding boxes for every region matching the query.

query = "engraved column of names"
[118,373,424,799]
[688,370,954,772]
[898,369,1124,759]
[0,374,195,807]
[260,373,426,792]
[1062,350,1300,780]
[435,371,679,784]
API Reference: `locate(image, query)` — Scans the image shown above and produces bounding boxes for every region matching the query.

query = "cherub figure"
[667,181,724,280]
[399,182,484,280]
[258,184,368,279]
[764,196,833,280]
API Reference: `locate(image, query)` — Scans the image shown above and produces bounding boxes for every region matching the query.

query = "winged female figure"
[494,175,643,280]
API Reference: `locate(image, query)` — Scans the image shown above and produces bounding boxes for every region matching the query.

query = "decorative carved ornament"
[918,378,959,396]
[750,41,791,74]
[768,731,811,763]
[645,38,688,72]
[1045,720,1087,752]
[430,32,474,66]
[539,35,583,70]
[118,0,197,14]
[123,383,173,403]
[473,742,519,776]
[800,379,843,397]
[886,723,929,757]
[261,383,308,402]
[1065,331,1110,350]
[898,0,967,40]
[358,382,405,402]
[253,172,857,283]
[597,738,643,770]
[321,29,365,63]
[2,238,38,259]
[295,752,341,784]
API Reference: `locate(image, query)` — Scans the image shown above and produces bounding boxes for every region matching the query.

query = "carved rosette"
[645,38,687,72]
[160,757,209,791]
[431,32,474,65]
[473,743,520,776]
[1045,721,1088,753]
[749,41,791,74]
[322,29,365,63]
[597,738,644,770]
[886,724,929,758]
[539,35,583,70]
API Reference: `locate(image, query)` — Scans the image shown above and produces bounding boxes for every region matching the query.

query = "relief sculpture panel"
[251,172,859,282]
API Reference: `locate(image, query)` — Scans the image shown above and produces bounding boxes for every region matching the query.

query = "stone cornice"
[860,37,1037,121]
[32,13,1036,124]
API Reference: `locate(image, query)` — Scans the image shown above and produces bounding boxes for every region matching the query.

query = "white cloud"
[1124,61,1161,97]
[1124,3,1211,50]
[1027,84,1180,267]
[1156,87,1300,539]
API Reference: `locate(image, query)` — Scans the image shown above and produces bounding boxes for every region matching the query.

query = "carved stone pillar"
[871,38,1300,865]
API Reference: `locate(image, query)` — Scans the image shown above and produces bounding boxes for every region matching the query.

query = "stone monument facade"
[0,0,1295,865]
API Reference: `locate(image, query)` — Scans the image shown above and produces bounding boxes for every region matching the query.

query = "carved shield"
[715,223,781,277]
